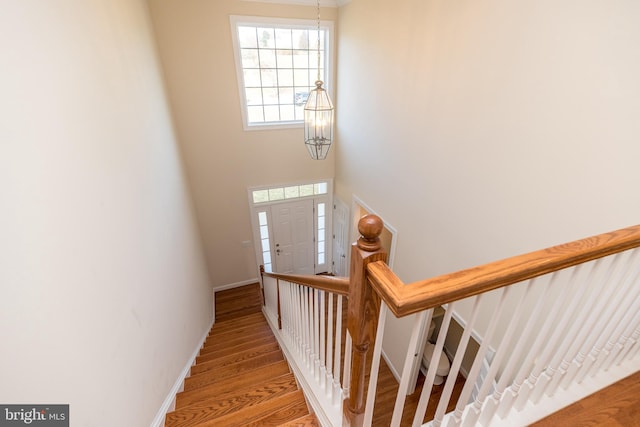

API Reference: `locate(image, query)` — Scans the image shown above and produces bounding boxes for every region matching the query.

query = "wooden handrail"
[368,223,640,318]
[261,270,350,296]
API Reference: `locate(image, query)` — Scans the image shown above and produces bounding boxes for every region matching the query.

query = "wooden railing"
[261,215,640,426]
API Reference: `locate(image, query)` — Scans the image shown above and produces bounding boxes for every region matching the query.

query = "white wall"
[0,1,212,425]
[336,0,640,374]
[147,0,336,289]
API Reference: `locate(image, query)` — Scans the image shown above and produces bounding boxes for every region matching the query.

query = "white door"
[332,199,349,276]
[271,199,315,275]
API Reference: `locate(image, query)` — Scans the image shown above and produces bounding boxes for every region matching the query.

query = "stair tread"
[200,325,273,353]
[176,360,291,408]
[166,374,299,426]
[278,413,321,426]
[199,390,308,427]
[184,350,285,391]
[196,334,277,364]
[191,341,281,375]
[208,312,266,334]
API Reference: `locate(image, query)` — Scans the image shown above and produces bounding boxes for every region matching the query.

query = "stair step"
[200,324,273,353]
[196,390,309,427]
[176,360,291,408]
[165,374,299,426]
[208,312,266,335]
[196,334,277,364]
[191,341,281,375]
[184,350,285,392]
[278,413,321,426]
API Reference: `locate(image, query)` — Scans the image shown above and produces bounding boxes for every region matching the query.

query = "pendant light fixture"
[304,0,334,160]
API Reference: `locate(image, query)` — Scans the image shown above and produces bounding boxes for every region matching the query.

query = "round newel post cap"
[357,214,384,251]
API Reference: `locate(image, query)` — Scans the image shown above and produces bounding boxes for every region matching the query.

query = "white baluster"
[452,287,509,427]
[414,303,455,427]
[363,303,388,427]
[326,292,335,399]
[343,331,352,400]
[434,295,483,427]
[478,280,535,426]
[319,290,327,388]
[334,295,345,405]
[496,276,553,418]
[390,310,429,427]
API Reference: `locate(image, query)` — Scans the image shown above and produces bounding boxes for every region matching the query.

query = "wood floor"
[531,370,640,427]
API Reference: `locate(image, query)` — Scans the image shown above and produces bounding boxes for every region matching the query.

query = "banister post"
[343,214,387,426]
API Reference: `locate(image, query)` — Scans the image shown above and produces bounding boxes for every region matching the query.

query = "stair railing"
[262,215,640,426]
[261,269,351,426]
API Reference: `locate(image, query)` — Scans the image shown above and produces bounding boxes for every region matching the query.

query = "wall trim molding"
[213,278,260,293]
[149,317,214,427]
[240,0,350,7]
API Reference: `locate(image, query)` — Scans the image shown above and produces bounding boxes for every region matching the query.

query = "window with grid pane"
[231,16,332,129]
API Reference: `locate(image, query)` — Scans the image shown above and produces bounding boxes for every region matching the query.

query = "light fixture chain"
[317,0,321,82]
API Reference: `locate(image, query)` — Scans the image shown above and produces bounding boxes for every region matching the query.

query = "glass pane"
[263,251,272,264]
[241,49,260,68]
[293,69,309,87]
[318,241,325,253]
[317,203,325,216]
[264,105,280,122]
[275,28,292,49]
[276,50,293,68]
[260,69,277,87]
[279,105,295,121]
[292,29,309,49]
[253,190,269,204]
[268,187,285,200]
[314,182,328,194]
[264,263,272,273]
[259,49,276,68]
[245,88,262,106]
[258,211,268,225]
[279,87,294,104]
[318,217,325,229]
[284,186,300,199]
[238,26,258,48]
[299,184,313,197]
[244,69,262,87]
[293,51,309,69]
[295,104,305,120]
[318,228,325,242]
[277,69,294,87]
[247,106,264,123]
[257,28,275,48]
[318,253,325,264]
[261,238,270,252]
[308,29,320,50]
[260,225,269,239]
[263,88,278,105]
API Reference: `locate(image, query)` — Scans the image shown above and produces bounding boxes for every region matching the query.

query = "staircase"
[164,283,319,427]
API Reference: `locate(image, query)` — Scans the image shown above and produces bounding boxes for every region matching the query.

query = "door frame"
[248,179,333,277]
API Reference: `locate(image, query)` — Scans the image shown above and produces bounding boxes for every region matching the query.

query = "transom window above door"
[230,16,334,130]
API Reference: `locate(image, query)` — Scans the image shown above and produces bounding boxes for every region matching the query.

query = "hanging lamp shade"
[304,80,334,160]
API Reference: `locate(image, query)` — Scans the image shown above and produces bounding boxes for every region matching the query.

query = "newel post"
[344,214,387,426]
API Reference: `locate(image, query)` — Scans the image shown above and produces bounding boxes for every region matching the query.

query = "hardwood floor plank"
[176,361,291,408]
[196,334,277,364]
[190,341,281,375]
[165,374,299,427]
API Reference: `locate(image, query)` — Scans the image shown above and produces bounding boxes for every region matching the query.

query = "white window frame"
[230,15,335,131]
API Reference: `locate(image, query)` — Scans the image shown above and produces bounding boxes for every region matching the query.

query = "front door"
[271,199,315,275]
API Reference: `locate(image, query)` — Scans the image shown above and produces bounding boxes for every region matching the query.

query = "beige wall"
[147,0,337,289]
[0,1,211,425]
[336,0,640,372]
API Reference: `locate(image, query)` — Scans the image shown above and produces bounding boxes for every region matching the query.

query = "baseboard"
[149,316,215,427]
[381,348,402,384]
[213,278,260,293]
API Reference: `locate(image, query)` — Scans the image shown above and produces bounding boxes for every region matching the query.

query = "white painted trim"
[240,0,340,7]
[149,317,215,427]
[213,278,260,293]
